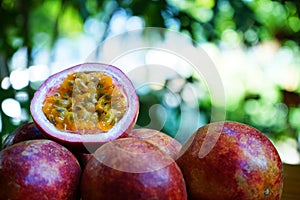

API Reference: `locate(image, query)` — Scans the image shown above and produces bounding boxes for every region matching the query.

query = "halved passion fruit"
[30,63,139,152]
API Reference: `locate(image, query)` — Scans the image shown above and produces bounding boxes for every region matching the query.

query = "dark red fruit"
[2,122,46,149]
[81,138,187,200]
[177,121,284,200]
[75,152,93,168]
[0,139,82,200]
[30,63,139,152]
[122,128,182,159]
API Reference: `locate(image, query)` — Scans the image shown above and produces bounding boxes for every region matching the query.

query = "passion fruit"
[30,63,139,152]
[176,121,284,200]
[81,138,187,200]
[0,139,82,200]
[122,128,182,159]
[75,152,93,169]
[2,122,46,149]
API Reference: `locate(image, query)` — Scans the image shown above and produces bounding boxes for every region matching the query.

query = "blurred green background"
[1,0,300,164]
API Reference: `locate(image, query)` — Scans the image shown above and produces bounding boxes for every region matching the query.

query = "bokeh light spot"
[1,98,21,118]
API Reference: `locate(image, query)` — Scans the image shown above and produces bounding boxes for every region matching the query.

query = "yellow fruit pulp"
[42,72,127,134]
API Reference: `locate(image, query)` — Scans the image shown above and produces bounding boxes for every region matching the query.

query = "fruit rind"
[81,138,187,200]
[0,139,82,200]
[1,122,46,150]
[30,63,139,151]
[122,128,182,160]
[177,121,284,200]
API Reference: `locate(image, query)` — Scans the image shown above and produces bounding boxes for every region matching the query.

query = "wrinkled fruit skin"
[2,122,46,150]
[176,121,283,200]
[81,138,187,200]
[122,128,182,160]
[0,139,82,200]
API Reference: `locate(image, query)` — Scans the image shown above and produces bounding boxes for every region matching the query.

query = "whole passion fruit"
[2,122,46,149]
[176,121,284,200]
[30,63,139,152]
[81,138,187,200]
[0,139,82,200]
[122,128,182,160]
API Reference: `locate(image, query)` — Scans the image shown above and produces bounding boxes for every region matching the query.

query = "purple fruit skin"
[122,128,182,160]
[81,138,187,200]
[2,122,46,149]
[176,121,283,200]
[0,139,82,200]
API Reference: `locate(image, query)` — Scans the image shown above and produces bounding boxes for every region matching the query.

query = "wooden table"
[282,163,300,200]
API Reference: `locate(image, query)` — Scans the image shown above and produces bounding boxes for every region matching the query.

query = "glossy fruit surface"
[122,128,182,159]
[0,139,82,200]
[30,63,139,152]
[81,138,187,200]
[177,121,284,200]
[2,122,46,149]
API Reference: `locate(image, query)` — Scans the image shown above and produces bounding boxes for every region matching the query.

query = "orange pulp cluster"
[42,72,127,134]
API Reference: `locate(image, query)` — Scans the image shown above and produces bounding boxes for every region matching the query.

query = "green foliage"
[1,0,300,148]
